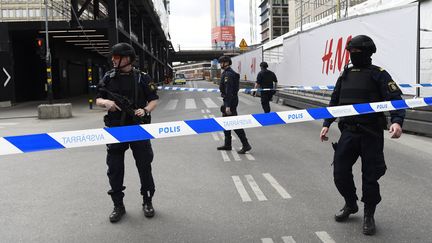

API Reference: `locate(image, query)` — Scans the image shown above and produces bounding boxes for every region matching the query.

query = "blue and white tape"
[158,83,432,92]
[1,97,431,156]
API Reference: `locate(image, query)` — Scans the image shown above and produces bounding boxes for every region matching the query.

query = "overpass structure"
[170,49,241,63]
[0,0,174,105]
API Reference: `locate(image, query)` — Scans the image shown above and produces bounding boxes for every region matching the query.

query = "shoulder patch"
[388,80,399,92]
[149,83,156,91]
[224,76,228,83]
[379,67,385,71]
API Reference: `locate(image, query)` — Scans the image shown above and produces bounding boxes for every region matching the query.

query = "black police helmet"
[111,42,136,61]
[346,35,376,54]
[218,55,232,65]
[260,62,268,68]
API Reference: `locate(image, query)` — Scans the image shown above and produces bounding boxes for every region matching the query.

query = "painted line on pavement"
[245,175,268,201]
[232,176,252,202]
[263,173,292,199]
[315,231,336,243]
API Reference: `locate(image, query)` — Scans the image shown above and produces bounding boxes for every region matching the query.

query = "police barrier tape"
[158,83,432,92]
[1,97,431,156]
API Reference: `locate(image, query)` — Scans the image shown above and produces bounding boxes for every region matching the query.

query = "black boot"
[217,142,232,151]
[109,205,126,223]
[237,143,251,154]
[143,202,155,218]
[335,202,358,222]
[143,192,155,218]
[363,205,376,235]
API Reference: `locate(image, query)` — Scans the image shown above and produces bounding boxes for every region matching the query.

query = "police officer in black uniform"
[96,43,158,223]
[217,56,252,154]
[319,35,405,235]
[254,62,278,113]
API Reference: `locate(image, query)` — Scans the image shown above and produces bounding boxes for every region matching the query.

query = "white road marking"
[230,150,241,161]
[282,236,296,243]
[164,99,178,110]
[202,97,218,108]
[261,238,274,243]
[245,153,255,160]
[245,175,268,201]
[185,99,197,109]
[221,151,230,162]
[0,123,18,126]
[263,173,292,199]
[206,109,211,113]
[315,231,336,243]
[239,95,255,105]
[232,176,252,202]
[201,109,205,113]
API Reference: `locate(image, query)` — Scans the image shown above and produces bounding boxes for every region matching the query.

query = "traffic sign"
[239,38,248,50]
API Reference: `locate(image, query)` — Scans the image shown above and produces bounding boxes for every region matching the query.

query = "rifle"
[99,87,151,125]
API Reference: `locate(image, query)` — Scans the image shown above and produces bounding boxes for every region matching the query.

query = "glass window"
[273,17,281,26]
[272,8,281,16]
[2,10,8,18]
[274,28,282,37]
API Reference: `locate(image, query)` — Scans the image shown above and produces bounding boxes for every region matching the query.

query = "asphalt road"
[0,80,431,243]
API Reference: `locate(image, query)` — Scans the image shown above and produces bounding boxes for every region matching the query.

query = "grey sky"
[169,0,260,50]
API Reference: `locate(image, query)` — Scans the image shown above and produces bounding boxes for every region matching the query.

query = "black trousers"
[333,127,386,206]
[220,104,249,146]
[106,139,155,206]
[260,91,274,113]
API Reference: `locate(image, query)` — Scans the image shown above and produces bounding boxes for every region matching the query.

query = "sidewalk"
[0,96,103,120]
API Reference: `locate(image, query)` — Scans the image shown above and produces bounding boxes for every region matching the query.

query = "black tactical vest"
[338,66,387,127]
[338,67,382,105]
[103,69,148,125]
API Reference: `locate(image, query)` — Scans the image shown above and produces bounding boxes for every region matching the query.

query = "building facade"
[289,0,367,31]
[0,0,104,22]
[0,0,173,104]
[210,0,236,49]
[259,0,289,44]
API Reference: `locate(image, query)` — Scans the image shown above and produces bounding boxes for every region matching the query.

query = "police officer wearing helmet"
[319,35,405,235]
[96,42,159,223]
[254,61,278,113]
[217,55,252,154]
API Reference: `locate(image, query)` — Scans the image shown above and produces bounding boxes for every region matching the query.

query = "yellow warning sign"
[239,38,248,51]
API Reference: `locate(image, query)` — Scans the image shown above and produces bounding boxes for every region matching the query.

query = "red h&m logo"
[250,57,256,74]
[322,35,352,75]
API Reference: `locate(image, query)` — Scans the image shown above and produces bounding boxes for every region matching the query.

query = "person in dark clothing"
[319,35,405,235]
[254,62,278,113]
[96,43,158,223]
[217,55,252,154]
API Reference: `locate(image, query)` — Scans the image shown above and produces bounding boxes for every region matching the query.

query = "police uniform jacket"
[96,68,158,126]
[219,67,240,108]
[256,69,278,89]
[323,65,405,128]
